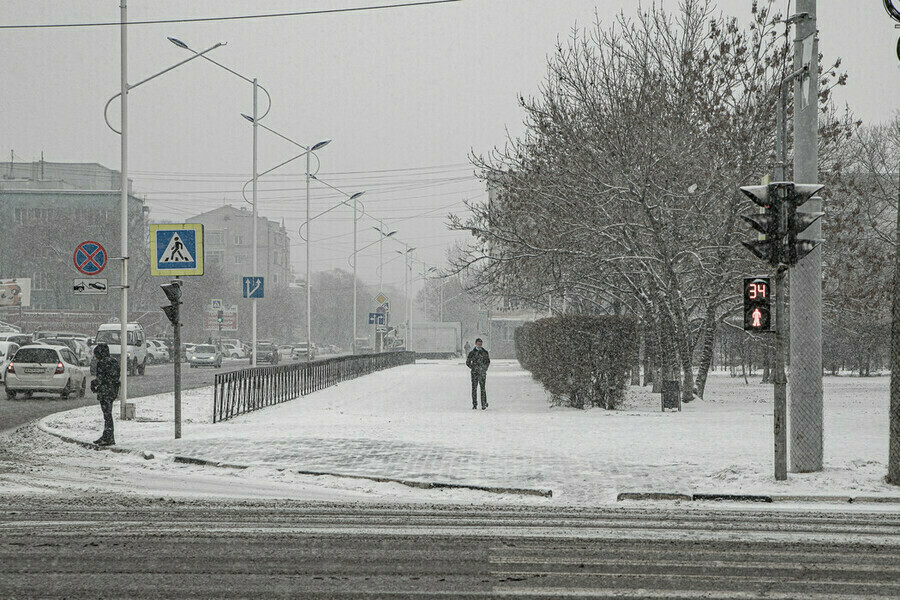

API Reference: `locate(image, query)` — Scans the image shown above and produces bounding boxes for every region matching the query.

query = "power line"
[0,0,464,29]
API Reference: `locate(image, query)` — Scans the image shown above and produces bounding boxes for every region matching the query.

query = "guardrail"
[213,351,416,423]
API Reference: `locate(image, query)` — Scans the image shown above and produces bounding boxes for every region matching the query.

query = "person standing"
[90,343,120,446]
[466,338,490,410]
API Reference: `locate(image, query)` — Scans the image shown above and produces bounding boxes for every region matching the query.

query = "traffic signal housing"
[217,309,224,330]
[743,277,772,331]
[739,184,782,267]
[784,183,824,266]
[160,280,182,326]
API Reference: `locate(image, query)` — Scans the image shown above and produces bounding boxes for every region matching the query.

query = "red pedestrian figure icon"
[751,308,763,328]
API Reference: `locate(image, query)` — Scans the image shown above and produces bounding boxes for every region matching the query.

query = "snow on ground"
[40,359,900,506]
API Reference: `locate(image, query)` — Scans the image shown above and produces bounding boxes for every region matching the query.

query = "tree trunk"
[694,305,718,399]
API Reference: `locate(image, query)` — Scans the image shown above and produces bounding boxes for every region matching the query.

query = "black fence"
[213,351,416,423]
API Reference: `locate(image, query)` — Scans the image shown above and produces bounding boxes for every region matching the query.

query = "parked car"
[38,338,87,366]
[5,344,87,400]
[145,341,169,364]
[0,341,21,384]
[0,332,32,347]
[189,344,222,369]
[221,343,246,359]
[278,345,294,360]
[250,342,279,365]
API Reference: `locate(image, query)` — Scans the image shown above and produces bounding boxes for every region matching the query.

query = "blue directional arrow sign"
[368,312,385,325]
[242,276,265,299]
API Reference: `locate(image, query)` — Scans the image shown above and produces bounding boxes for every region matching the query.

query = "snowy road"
[3,496,900,599]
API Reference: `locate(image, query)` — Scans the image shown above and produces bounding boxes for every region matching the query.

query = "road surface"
[2,496,900,599]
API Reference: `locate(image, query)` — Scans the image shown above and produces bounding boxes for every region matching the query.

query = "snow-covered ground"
[39,359,900,506]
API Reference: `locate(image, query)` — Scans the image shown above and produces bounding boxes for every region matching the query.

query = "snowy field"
[40,359,900,506]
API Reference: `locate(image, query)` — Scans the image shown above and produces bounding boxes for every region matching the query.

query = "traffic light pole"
[173,285,182,440]
[773,78,790,482]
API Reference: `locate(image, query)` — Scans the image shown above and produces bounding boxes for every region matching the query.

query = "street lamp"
[395,246,415,350]
[372,222,397,293]
[104,27,224,420]
[168,37,273,366]
[239,115,330,363]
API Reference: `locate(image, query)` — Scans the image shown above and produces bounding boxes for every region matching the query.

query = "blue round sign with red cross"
[73,241,107,275]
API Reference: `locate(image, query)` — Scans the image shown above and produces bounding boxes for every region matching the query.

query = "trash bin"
[661,380,681,412]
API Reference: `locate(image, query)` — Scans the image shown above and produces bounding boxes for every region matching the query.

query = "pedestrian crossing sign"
[150,223,204,276]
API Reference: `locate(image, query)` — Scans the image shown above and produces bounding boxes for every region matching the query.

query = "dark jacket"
[466,347,490,374]
[91,344,120,399]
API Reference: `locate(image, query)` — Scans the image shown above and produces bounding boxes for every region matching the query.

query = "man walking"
[466,338,490,410]
[90,343,119,446]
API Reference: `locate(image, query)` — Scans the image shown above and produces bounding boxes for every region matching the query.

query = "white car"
[221,343,246,359]
[0,341,20,384]
[145,341,169,364]
[5,344,87,400]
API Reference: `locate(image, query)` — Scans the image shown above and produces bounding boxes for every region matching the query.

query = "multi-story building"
[186,204,292,288]
[0,161,150,332]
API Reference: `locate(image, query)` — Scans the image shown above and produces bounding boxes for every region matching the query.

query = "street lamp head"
[311,139,332,152]
[241,113,255,123]
[349,191,365,200]
[168,37,190,50]
[385,230,397,237]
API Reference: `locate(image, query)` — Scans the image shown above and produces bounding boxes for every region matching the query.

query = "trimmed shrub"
[515,315,637,409]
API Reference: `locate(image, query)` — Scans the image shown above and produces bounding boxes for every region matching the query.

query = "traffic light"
[784,183,824,266]
[739,184,782,267]
[217,309,224,331]
[160,280,182,326]
[743,277,772,331]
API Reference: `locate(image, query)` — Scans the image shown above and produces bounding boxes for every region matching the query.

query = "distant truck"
[410,322,461,358]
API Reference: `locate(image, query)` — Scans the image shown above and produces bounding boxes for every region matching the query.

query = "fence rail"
[213,351,416,423]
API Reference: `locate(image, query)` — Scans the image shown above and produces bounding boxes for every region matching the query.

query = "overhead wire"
[0,0,464,29]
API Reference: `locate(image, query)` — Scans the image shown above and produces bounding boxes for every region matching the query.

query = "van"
[92,322,147,376]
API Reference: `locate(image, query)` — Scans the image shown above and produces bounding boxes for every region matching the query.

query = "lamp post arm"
[195,54,273,119]
[104,42,225,134]
[240,149,319,206]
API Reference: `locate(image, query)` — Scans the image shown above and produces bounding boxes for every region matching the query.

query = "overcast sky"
[2,0,899,291]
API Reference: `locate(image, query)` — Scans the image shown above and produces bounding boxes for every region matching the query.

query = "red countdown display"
[743,277,771,331]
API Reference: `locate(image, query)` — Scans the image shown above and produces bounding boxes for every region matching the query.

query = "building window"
[273,273,279,284]
[207,250,225,264]
[234,254,248,264]
[233,235,244,246]
[15,208,24,224]
[273,252,281,265]
[207,230,225,247]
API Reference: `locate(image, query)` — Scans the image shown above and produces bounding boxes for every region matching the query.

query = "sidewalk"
[40,359,900,505]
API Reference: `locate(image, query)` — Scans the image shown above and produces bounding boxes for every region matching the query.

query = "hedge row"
[515,315,637,409]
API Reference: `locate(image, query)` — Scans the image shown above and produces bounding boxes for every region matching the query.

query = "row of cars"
[0,331,88,400]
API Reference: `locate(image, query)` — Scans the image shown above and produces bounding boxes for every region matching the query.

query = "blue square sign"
[243,276,264,299]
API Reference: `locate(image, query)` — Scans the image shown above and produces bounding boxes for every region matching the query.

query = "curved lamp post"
[239,114,330,362]
[168,37,274,366]
[104,29,224,423]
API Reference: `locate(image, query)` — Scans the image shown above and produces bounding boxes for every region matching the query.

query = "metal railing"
[213,351,416,423]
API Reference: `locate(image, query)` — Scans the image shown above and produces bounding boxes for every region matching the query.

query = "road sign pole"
[119,0,129,421]
[251,78,258,368]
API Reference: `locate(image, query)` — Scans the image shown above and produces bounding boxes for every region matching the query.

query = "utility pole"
[789,0,823,473]
[883,0,900,487]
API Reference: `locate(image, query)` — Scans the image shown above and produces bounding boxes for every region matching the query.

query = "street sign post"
[242,276,264,299]
[73,241,107,275]
[73,278,108,295]
[150,224,204,276]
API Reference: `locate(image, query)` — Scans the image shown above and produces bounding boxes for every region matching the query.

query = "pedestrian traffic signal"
[217,309,224,330]
[739,184,782,267]
[784,183,824,265]
[160,280,182,326]
[743,277,772,331]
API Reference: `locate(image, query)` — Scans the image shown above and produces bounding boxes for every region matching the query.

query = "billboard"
[0,279,31,307]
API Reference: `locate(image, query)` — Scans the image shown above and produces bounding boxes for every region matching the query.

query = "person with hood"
[90,343,119,446]
[466,338,490,410]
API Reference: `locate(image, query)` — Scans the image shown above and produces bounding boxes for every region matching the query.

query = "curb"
[37,420,553,499]
[617,492,900,504]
